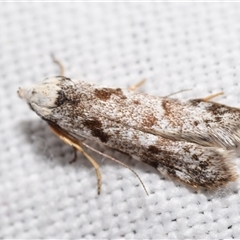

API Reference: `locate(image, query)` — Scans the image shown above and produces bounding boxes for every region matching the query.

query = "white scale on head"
[18,77,64,117]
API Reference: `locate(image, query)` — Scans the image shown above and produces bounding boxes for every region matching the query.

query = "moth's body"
[18,76,240,189]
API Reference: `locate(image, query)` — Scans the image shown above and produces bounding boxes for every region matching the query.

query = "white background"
[1,2,240,239]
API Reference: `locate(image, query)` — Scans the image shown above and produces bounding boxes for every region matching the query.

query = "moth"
[18,61,240,194]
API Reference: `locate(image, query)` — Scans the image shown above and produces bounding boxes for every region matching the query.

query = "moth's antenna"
[51,54,65,76]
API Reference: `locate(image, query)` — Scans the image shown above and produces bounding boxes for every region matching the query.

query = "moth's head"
[18,76,70,118]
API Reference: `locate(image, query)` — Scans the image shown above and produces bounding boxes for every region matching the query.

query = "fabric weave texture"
[0,3,240,239]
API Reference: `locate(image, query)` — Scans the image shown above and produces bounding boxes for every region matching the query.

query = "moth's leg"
[51,55,65,76]
[69,146,77,164]
[201,92,224,101]
[48,123,102,195]
[70,139,87,163]
[165,90,223,101]
[128,79,146,91]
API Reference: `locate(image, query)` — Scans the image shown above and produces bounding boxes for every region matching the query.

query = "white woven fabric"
[1,3,240,239]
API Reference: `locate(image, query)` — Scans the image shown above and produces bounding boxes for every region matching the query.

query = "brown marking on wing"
[142,114,158,128]
[147,145,159,154]
[94,88,127,101]
[83,118,110,143]
[193,121,199,126]
[92,129,110,143]
[133,100,140,105]
[190,99,240,117]
[189,99,201,107]
[206,103,231,115]
[143,159,159,169]
[161,99,171,115]
[143,145,160,169]
[83,118,102,129]
[161,99,183,127]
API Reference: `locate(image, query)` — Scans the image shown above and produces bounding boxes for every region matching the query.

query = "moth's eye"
[55,90,66,106]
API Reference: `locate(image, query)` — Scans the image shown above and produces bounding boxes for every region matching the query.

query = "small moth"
[18,64,240,194]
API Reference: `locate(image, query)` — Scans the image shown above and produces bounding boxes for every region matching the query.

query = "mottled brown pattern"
[94,88,127,101]
[53,101,84,122]
[142,114,158,127]
[190,99,239,116]
[206,102,231,115]
[161,149,236,189]
[143,144,176,170]
[61,85,82,103]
